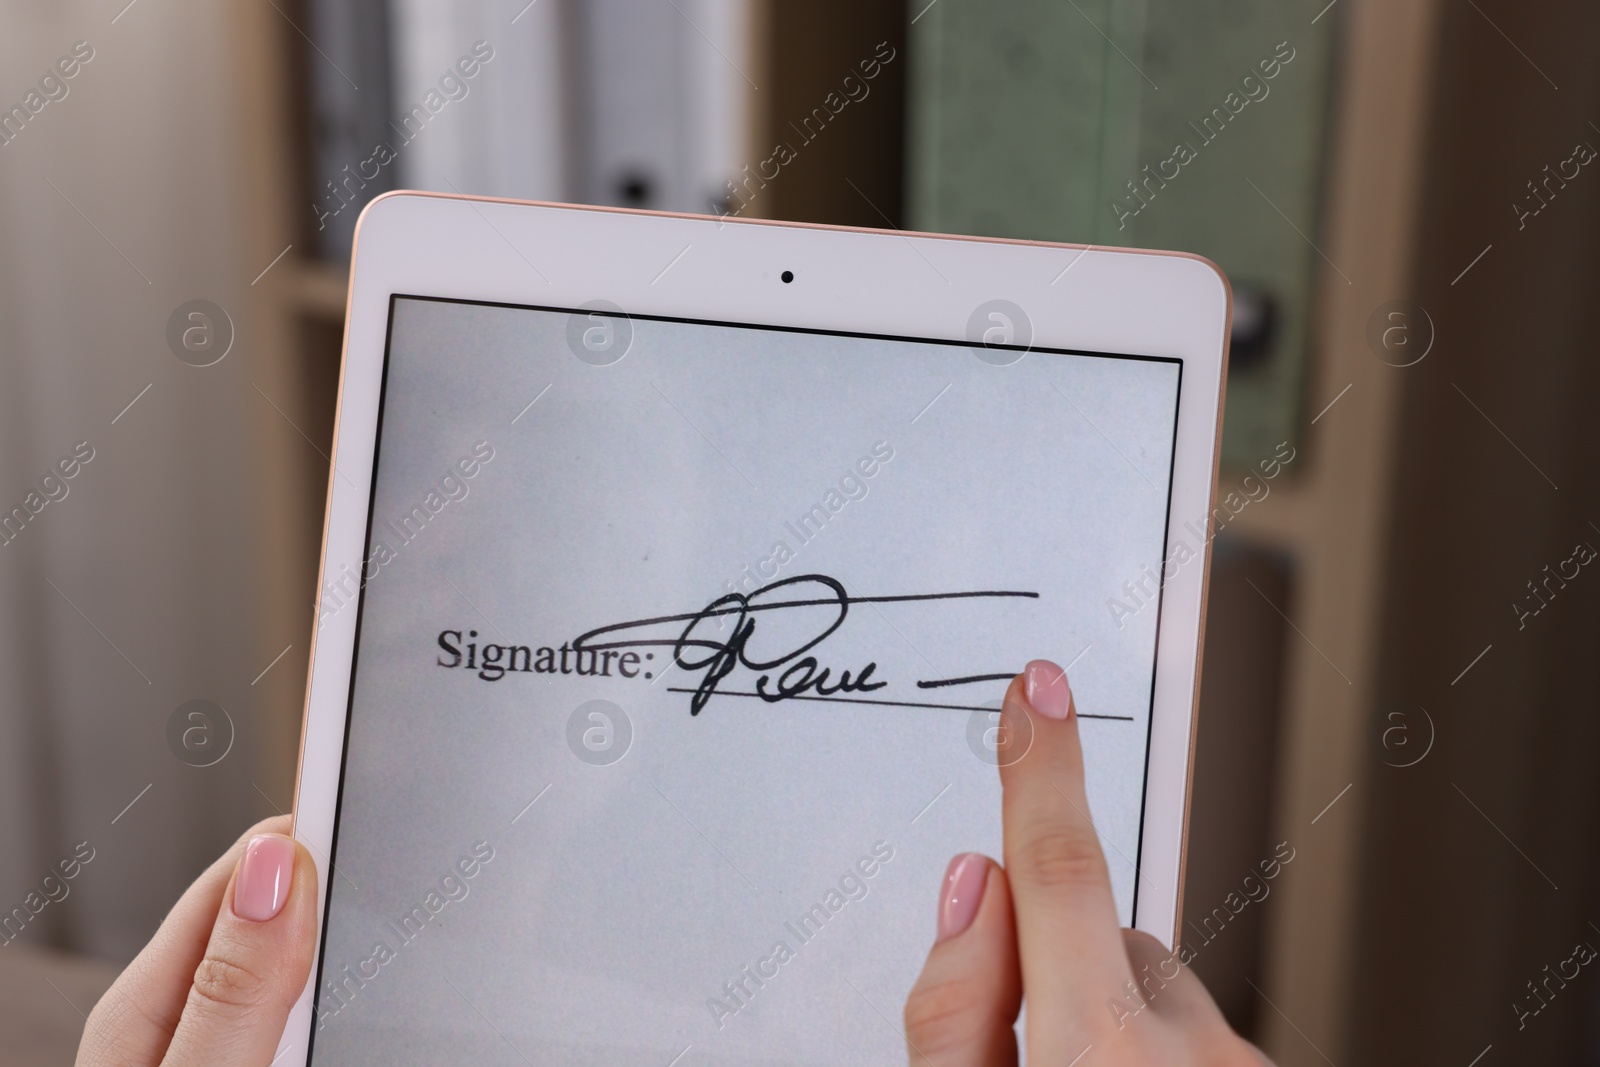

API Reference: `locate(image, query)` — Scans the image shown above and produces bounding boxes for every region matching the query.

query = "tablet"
[285,192,1229,1064]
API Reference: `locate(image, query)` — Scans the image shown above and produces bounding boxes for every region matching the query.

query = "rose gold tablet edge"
[1173,272,1232,953]
[343,186,1232,272]
[289,225,362,841]
[290,190,1235,954]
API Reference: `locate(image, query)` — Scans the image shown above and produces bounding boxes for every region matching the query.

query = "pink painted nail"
[234,835,296,922]
[1024,659,1072,719]
[937,853,988,943]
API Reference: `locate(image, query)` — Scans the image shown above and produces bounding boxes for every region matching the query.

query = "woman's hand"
[903,660,1270,1066]
[77,815,319,1067]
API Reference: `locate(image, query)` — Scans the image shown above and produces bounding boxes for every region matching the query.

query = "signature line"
[669,687,1134,720]
[917,672,1016,689]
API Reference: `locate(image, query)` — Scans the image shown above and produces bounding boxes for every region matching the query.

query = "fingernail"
[937,853,988,943]
[234,835,296,922]
[1024,659,1072,719]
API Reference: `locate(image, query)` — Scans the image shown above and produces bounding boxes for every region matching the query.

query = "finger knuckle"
[903,977,1000,1057]
[189,942,272,1014]
[1012,824,1109,892]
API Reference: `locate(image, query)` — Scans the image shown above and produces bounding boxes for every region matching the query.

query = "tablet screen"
[307,295,1181,1064]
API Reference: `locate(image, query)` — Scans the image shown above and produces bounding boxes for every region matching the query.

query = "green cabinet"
[908,0,1338,467]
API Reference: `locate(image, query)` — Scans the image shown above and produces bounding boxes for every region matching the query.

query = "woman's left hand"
[76,814,319,1067]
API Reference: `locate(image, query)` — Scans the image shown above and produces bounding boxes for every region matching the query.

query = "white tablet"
[285,192,1229,1064]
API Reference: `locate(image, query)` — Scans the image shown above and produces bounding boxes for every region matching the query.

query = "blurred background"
[3,0,1599,1062]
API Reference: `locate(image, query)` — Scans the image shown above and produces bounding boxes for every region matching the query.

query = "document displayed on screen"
[307,295,1181,1065]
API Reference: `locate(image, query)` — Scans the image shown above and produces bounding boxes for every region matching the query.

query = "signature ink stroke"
[572,574,1046,716]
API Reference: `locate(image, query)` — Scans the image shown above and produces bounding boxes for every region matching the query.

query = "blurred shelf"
[281,259,350,322]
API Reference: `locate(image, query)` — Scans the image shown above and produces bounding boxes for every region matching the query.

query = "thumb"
[159,833,318,1067]
[902,855,1021,1066]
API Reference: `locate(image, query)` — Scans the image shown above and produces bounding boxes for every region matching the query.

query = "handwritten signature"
[572,574,1041,716]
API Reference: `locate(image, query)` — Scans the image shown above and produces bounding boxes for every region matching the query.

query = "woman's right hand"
[902,660,1272,1065]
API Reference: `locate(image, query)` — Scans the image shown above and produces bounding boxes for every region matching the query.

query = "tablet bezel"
[282,191,1229,1056]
